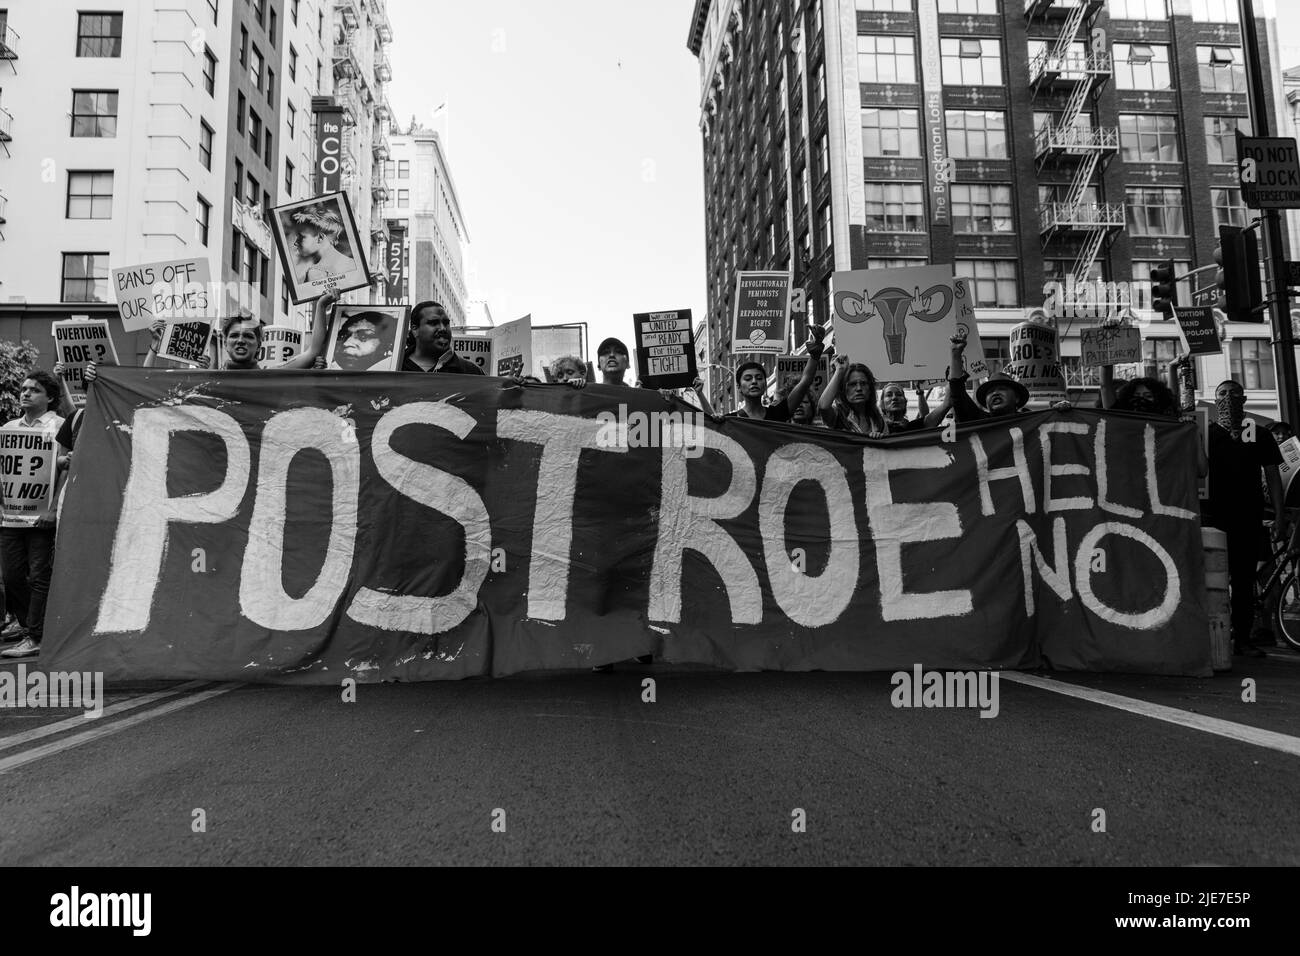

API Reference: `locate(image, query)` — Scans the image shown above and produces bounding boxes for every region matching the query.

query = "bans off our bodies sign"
[44,369,1210,683]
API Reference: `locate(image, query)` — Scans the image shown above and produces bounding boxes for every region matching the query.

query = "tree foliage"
[0,340,41,424]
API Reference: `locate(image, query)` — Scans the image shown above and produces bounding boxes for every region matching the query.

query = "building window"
[952,183,1013,233]
[1230,339,1275,390]
[253,0,265,26]
[269,8,277,43]
[316,59,322,91]
[1114,44,1173,90]
[66,171,114,219]
[815,61,826,105]
[857,35,916,84]
[1197,46,1247,93]
[1110,0,1168,16]
[385,160,396,179]
[267,67,275,104]
[260,254,269,296]
[1125,187,1187,236]
[1044,259,1105,285]
[265,129,273,166]
[864,182,925,232]
[77,12,123,57]
[318,10,324,41]
[1192,0,1238,22]
[398,189,409,208]
[867,257,928,270]
[247,174,259,206]
[289,45,298,82]
[1205,116,1250,164]
[938,0,996,10]
[196,195,211,246]
[234,159,244,201]
[243,241,256,286]
[398,159,410,178]
[940,38,1002,86]
[199,121,214,169]
[1137,338,1182,381]
[1040,183,1099,207]
[819,203,832,252]
[800,165,810,209]
[231,228,242,271]
[61,253,110,302]
[981,337,1011,377]
[203,48,217,96]
[855,0,912,10]
[285,161,294,197]
[955,259,1019,307]
[1118,114,1181,162]
[1212,187,1248,229]
[239,26,247,66]
[291,0,300,24]
[71,91,119,138]
[236,92,245,134]
[816,132,829,180]
[250,45,263,90]
[287,103,296,140]
[945,110,1006,159]
[249,109,262,147]
[861,108,920,157]
[208,0,218,25]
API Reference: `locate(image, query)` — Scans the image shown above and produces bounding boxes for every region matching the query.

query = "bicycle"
[1253,528,1300,651]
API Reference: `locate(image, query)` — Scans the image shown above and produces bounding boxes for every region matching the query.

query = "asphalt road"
[2,650,1299,866]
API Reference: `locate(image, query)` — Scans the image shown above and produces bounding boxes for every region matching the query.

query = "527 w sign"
[1238,135,1300,209]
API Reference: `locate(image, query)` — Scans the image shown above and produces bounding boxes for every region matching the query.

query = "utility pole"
[1239,0,1299,424]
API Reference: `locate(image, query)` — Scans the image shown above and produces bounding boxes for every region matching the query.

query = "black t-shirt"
[727,400,792,422]
[401,352,485,375]
[56,409,84,451]
[1206,422,1283,527]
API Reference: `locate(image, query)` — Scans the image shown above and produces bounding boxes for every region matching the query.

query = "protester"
[819,355,887,435]
[1,370,66,659]
[730,335,823,421]
[945,332,1030,423]
[1202,379,1286,657]
[596,337,633,387]
[401,301,484,374]
[550,354,590,386]
[879,381,952,433]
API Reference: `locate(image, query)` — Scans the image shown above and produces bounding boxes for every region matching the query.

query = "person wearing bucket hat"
[946,332,1030,422]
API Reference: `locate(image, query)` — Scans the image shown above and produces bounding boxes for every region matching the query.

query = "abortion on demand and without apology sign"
[635,309,697,389]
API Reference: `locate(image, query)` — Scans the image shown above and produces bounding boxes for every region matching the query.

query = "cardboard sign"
[952,276,989,381]
[776,354,830,398]
[111,258,213,333]
[1174,305,1222,356]
[0,426,57,529]
[635,309,697,389]
[491,315,533,378]
[159,320,215,367]
[1006,321,1066,403]
[452,335,492,374]
[1081,326,1142,367]
[52,320,119,407]
[732,272,792,353]
[830,264,958,381]
[255,326,305,368]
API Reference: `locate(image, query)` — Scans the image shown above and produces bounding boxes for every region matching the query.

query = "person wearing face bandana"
[1205,380,1286,657]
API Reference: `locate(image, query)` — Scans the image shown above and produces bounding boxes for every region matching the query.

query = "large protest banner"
[43,369,1211,682]
[732,272,792,353]
[831,264,958,381]
[52,319,119,407]
[1,426,57,529]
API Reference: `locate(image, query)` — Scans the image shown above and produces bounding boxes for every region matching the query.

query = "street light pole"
[1239,0,1299,424]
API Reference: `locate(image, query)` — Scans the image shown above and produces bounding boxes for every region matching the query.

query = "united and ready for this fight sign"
[634,309,696,389]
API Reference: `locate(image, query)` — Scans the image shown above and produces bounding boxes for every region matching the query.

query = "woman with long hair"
[819,354,886,436]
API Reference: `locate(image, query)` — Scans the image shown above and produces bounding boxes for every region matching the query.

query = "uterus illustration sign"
[830,264,958,381]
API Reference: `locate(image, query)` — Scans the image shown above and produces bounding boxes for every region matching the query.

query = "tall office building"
[688,0,1292,415]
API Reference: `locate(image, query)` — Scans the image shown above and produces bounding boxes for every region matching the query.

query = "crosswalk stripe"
[0,680,210,753]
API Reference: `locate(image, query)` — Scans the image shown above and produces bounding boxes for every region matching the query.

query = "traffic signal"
[1150,260,1177,316]
[1215,225,1263,323]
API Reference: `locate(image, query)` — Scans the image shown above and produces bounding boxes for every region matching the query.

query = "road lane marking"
[0,681,210,753]
[1004,673,1300,758]
[0,683,242,774]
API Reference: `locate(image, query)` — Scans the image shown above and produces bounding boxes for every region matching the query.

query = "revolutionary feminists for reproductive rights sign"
[43,368,1210,683]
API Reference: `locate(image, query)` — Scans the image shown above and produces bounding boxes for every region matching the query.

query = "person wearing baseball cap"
[596,337,633,387]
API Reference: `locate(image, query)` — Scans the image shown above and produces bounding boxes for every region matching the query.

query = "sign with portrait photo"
[270,192,372,304]
[326,305,409,372]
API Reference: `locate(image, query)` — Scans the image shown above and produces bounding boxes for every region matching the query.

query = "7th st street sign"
[1239,135,1300,209]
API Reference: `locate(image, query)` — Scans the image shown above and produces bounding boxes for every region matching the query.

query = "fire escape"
[1026,0,1121,286]
[0,16,16,163]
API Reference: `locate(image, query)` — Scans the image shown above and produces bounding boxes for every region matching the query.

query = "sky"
[385,0,706,356]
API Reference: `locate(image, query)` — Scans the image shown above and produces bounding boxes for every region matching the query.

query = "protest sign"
[635,309,697,389]
[831,264,958,381]
[46,368,1210,683]
[732,272,792,353]
[270,192,372,304]
[1174,305,1222,356]
[1081,326,1142,367]
[776,354,830,398]
[952,276,988,381]
[1278,436,1300,503]
[491,315,532,378]
[325,305,407,372]
[256,326,305,368]
[159,320,215,367]
[52,320,119,407]
[0,426,57,529]
[453,335,492,374]
[111,257,213,333]
[1006,320,1067,403]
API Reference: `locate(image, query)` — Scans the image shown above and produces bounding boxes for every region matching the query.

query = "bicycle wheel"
[1274,567,1300,650]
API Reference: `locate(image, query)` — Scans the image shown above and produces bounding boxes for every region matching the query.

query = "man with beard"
[402,301,484,374]
[1204,379,1286,657]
